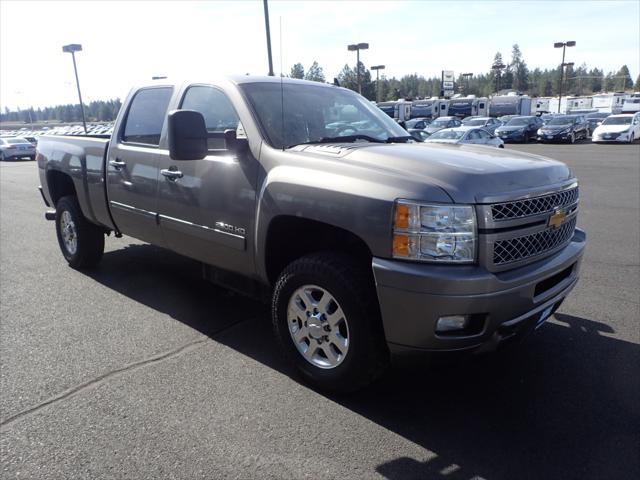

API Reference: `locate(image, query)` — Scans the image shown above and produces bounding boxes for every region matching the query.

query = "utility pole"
[62,44,87,134]
[263,0,274,76]
[371,65,385,102]
[347,43,369,94]
[554,41,576,113]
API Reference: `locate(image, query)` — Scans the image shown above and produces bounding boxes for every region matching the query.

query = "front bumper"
[496,131,527,142]
[538,131,573,142]
[373,228,586,354]
[592,134,629,143]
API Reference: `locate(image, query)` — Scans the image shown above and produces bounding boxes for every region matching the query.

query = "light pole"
[491,62,505,93]
[462,72,473,95]
[62,44,87,134]
[554,41,576,113]
[347,43,369,94]
[263,0,274,76]
[371,65,385,102]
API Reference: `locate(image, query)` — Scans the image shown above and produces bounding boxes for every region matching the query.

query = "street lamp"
[491,62,506,93]
[62,43,87,134]
[371,65,385,102]
[462,72,473,95]
[347,42,369,94]
[554,41,576,113]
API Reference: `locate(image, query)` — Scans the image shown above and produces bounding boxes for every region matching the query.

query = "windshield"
[506,117,530,126]
[428,130,465,140]
[430,119,450,127]
[462,119,486,126]
[547,117,576,126]
[602,117,632,125]
[5,137,30,144]
[241,82,408,148]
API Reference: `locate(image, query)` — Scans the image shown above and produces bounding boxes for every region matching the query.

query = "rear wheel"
[272,252,388,392]
[55,195,104,268]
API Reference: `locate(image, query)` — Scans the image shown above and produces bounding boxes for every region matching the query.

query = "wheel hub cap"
[287,285,350,369]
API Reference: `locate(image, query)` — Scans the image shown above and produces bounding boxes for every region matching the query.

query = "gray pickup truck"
[37,76,585,392]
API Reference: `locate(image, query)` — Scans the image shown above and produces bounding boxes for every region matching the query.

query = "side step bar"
[44,211,56,221]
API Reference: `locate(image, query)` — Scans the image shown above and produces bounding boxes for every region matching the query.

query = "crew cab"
[36,77,586,392]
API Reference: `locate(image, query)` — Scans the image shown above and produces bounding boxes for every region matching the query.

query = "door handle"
[161,168,184,181]
[109,159,126,170]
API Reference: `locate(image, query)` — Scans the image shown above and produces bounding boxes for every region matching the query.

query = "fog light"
[436,315,469,332]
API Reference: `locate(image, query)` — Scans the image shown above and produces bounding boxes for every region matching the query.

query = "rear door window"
[122,87,173,146]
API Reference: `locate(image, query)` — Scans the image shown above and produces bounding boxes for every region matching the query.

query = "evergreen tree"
[290,63,305,79]
[510,44,529,92]
[304,61,325,83]
[634,74,640,90]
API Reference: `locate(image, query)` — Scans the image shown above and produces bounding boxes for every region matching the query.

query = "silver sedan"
[423,127,504,148]
[0,137,37,161]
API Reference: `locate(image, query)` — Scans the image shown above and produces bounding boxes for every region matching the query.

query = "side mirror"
[224,129,249,153]
[168,110,208,160]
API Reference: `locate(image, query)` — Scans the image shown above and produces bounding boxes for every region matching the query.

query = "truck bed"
[37,135,116,231]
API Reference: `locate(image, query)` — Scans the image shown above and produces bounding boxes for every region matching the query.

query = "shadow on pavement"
[85,243,640,480]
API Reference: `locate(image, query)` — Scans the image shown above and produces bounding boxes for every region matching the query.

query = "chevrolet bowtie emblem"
[548,208,567,229]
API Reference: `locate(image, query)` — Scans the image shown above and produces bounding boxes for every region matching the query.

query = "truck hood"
[292,142,573,204]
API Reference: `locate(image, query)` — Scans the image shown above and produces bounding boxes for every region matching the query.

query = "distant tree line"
[2,46,639,124]
[293,46,639,102]
[1,99,122,124]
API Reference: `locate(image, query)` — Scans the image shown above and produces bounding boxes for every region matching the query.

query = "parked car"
[407,129,430,142]
[460,116,502,135]
[537,115,589,143]
[497,114,518,125]
[495,116,543,143]
[36,76,586,392]
[585,112,610,135]
[0,137,36,160]
[424,116,462,135]
[405,117,432,130]
[423,127,504,148]
[591,113,640,143]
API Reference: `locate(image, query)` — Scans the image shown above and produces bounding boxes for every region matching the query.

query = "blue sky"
[1,0,638,109]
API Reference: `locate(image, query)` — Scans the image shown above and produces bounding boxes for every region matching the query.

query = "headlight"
[392,201,477,263]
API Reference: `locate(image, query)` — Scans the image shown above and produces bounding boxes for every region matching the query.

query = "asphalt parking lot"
[1,142,638,480]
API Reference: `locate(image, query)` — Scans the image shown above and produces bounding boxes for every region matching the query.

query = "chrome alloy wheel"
[60,210,78,255]
[287,285,350,369]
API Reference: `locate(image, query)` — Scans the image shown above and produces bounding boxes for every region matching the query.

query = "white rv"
[447,96,489,119]
[548,97,568,114]
[621,93,640,114]
[566,96,594,113]
[591,93,627,114]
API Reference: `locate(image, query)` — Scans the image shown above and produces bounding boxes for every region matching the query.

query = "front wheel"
[272,252,388,392]
[55,195,105,268]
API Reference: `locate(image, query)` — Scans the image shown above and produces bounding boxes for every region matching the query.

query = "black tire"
[55,195,104,268]
[569,133,575,144]
[29,155,35,161]
[272,252,389,393]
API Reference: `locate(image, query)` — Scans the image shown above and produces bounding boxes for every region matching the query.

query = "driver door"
[155,84,259,277]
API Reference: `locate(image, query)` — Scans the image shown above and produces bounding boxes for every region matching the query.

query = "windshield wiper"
[385,135,414,143]
[286,135,385,148]
[287,134,414,149]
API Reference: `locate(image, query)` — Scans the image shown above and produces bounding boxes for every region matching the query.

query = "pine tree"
[304,61,325,83]
[290,63,305,79]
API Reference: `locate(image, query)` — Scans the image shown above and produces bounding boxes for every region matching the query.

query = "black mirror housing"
[224,129,249,153]
[168,110,208,160]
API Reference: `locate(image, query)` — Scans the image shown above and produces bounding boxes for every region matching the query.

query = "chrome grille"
[493,217,577,265]
[491,187,579,221]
